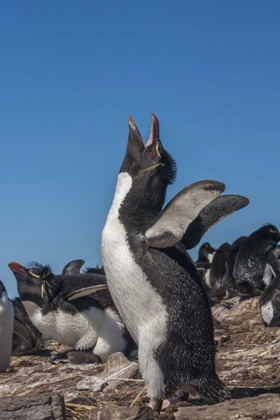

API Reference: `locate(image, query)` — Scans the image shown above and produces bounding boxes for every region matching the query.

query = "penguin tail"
[195,375,231,403]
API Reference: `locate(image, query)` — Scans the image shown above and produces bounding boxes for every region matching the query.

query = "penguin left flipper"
[13,316,37,347]
[67,284,109,302]
[182,195,250,250]
[61,260,85,276]
[145,180,225,248]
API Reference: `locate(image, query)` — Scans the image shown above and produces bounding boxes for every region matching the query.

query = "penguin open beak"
[8,261,26,274]
[145,113,159,147]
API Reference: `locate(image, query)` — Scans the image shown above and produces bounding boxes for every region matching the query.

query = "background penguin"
[8,261,136,363]
[195,242,217,289]
[0,280,14,372]
[12,297,42,355]
[61,259,85,275]
[233,224,280,297]
[209,242,231,292]
[259,273,280,327]
[101,114,249,411]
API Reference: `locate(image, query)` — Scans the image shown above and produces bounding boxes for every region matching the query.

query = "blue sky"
[1,1,279,298]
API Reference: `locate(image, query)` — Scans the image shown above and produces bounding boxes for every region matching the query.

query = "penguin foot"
[161,390,189,409]
[148,398,163,413]
[49,351,68,364]
[67,350,101,364]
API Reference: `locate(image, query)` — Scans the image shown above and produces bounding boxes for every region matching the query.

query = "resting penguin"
[101,114,249,411]
[8,261,137,363]
[233,224,280,297]
[0,280,14,372]
[61,260,105,276]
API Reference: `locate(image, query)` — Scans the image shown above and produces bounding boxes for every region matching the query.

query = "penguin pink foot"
[161,390,189,410]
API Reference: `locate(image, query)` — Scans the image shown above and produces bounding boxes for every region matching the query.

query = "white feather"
[102,172,168,398]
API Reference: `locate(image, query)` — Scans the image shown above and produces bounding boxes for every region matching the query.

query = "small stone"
[76,376,108,392]
[87,405,155,419]
[105,352,130,372]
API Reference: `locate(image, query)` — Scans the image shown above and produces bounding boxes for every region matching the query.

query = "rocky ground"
[1,296,280,419]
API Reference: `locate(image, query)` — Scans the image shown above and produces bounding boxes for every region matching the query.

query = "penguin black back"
[233,224,280,297]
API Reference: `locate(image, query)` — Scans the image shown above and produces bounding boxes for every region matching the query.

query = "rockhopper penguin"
[8,261,136,363]
[233,224,280,297]
[195,242,217,289]
[101,114,249,411]
[0,280,14,372]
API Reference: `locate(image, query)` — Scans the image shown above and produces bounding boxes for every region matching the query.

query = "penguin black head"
[120,114,177,188]
[0,280,7,297]
[253,224,280,243]
[8,261,59,304]
[197,242,217,262]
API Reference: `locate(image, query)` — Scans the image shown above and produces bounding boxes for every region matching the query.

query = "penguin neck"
[115,172,167,231]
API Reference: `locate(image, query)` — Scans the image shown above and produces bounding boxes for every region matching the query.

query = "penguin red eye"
[149,150,155,157]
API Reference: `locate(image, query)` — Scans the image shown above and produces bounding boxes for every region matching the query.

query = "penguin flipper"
[61,260,85,275]
[182,195,250,250]
[13,317,37,347]
[145,180,225,248]
[67,284,108,301]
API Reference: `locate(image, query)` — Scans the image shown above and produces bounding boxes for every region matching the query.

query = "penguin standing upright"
[101,114,249,411]
[233,224,280,297]
[259,273,280,327]
[209,242,231,290]
[0,280,14,372]
[8,261,136,363]
[12,297,42,355]
[195,242,217,289]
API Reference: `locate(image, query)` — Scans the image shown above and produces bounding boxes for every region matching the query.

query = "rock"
[87,404,155,419]
[0,392,66,420]
[76,376,108,391]
[105,352,131,372]
[174,393,280,419]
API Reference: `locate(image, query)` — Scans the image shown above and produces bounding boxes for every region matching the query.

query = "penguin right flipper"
[61,260,85,276]
[67,284,109,301]
[13,316,37,347]
[145,180,225,249]
[182,195,250,250]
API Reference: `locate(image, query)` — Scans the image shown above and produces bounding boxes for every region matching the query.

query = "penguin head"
[217,242,231,254]
[198,242,217,261]
[254,224,280,243]
[120,114,177,192]
[0,280,7,298]
[8,261,58,304]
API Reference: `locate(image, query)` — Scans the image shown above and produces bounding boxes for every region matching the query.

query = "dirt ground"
[1,296,280,419]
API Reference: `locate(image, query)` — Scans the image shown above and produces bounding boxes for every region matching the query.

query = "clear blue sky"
[1,1,279,298]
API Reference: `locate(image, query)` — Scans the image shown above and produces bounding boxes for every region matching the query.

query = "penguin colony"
[0,114,279,413]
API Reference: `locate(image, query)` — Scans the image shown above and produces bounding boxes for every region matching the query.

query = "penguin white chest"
[101,172,168,345]
[0,292,14,372]
[22,301,101,350]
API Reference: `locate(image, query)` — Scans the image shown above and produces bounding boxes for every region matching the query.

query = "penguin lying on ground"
[12,297,42,355]
[233,224,280,297]
[195,242,217,288]
[0,280,14,372]
[101,114,249,411]
[259,273,280,327]
[8,261,137,363]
